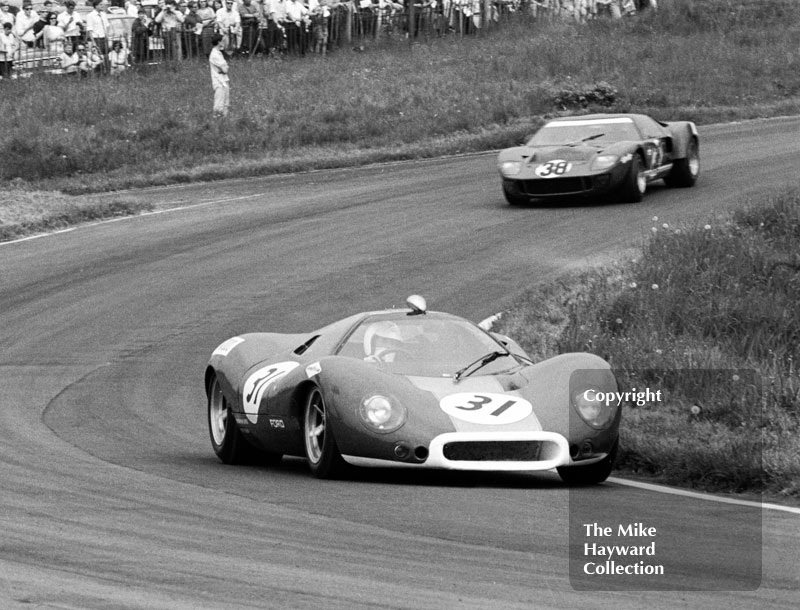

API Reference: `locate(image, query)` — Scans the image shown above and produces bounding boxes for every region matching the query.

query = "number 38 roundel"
[534,160,572,178]
[440,393,533,425]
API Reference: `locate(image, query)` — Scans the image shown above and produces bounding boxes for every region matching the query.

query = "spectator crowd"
[0,0,657,79]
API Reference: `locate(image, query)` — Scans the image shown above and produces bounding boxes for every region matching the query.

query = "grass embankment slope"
[495,186,800,501]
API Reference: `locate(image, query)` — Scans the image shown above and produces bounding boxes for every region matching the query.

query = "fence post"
[409,2,415,46]
[345,3,352,45]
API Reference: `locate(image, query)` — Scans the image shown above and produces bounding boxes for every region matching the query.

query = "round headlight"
[359,395,406,433]
[591,155,619,171]
[572,389,617,429]
[500,161,522,176]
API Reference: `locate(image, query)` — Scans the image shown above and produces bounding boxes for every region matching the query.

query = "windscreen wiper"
[565,133,605,146]
[453,351,511,383]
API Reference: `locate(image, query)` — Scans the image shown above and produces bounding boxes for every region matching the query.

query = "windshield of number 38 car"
[527,118,641,147]
[336,314,524,377]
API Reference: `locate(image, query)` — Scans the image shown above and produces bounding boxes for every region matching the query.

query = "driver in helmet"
[363,321,406,363]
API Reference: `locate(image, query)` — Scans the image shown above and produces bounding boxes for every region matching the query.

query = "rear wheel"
[664,138,699,188]
[619,154,646,203]
[208,374,280,465]
[303,387,346,479]
[557,440,618,485]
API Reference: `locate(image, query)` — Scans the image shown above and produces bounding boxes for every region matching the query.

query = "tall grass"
[495,185,800,497]
[1,1,799,192]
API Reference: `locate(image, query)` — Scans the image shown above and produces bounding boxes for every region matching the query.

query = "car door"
[635,115,672,171]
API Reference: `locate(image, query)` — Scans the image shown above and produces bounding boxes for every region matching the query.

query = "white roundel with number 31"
[440,393,533,425]
[534,160,572,178]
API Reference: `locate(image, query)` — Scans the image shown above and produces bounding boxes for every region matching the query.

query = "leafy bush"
[552,81,618,109]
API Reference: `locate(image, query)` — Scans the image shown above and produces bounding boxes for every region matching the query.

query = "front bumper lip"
[502,170,620,198]
[343,431,576,471]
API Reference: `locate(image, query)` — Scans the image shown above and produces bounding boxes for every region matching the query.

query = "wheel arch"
[290,379,321,424]
[664,122,698,159]
[205,365,217,398]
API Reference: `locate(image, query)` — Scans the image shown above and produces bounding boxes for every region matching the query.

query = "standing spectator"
[196,0,215,54]
[238,0,260,55]
[156,0,185,59]
[37,13,66,54]
[0,20,18,79]
[33,0,57,47]
[58,42,80,74]
[596,0,621,19]
[131,7,152,63]
[57,1,85,53]
[208,31,229,117]
[86,0,111,69]
[265,0,287,54]
[413,0,434,37]
[284,0,307,55]
[308,0,329,56]
[215,0,241,55]
[0,2,14,29]
[182,2,203,57]
[108,39,127,73]
[125,0,140,16]
[15,2,41,49]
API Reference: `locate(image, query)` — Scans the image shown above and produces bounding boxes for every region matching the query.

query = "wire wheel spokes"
[305,390,326,464]
[209,378,228,446]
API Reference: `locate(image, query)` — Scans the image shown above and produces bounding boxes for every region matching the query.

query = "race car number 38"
[535,160,572,178]
[440,393,533,425]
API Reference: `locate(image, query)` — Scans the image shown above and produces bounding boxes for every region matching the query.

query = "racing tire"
[556,439,618,485]
[208,374,281,465]
[619,154,646,203]
[503,185,529,206]
[303,387,347,479]
[664,137,699,188]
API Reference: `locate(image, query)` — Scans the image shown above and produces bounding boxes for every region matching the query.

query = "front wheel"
[557,440,618,485]
[208,374,254,464]
[503,184,529,206]
[208,374,280,465]
[664,138,699,188]
[303,387,346,479]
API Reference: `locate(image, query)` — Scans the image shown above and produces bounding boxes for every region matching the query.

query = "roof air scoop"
[406,295,427,315]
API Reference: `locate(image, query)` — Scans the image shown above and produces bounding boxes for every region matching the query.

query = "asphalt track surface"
[2,117,799,609]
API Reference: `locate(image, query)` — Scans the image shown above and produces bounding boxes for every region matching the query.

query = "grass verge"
[493,184,800,499]
[0,189,153,242]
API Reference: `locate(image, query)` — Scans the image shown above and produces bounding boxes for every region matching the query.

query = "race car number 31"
[440,393,533,425]
[535,160,572,178]
[242,361,299,423]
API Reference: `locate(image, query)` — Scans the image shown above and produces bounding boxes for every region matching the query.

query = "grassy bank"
[493,185,800,499]
[0,189,152,242]
[1,0,799,194]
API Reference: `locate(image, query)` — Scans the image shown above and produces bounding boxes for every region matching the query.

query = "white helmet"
[363,321,403,357]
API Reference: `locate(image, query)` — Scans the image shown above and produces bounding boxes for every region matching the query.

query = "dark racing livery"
[205,296,621,483]
[497,113,699,205]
